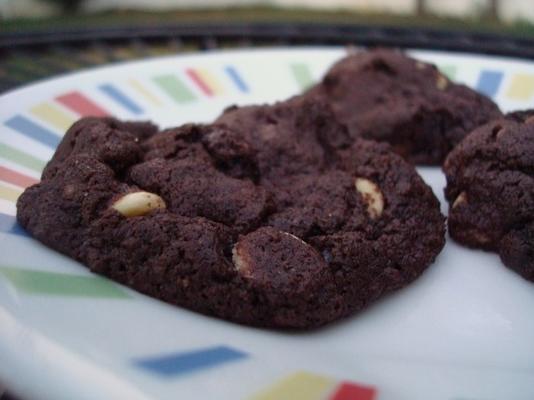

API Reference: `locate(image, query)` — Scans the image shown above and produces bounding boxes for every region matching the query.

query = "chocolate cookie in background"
[444,110,534,282]
[18,94,445,329]
[305,48,502,165]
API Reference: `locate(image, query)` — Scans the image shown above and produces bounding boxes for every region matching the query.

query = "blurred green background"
[1,0,533,93]
[2,0,534,36]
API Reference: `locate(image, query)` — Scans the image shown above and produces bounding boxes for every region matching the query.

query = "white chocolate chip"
[415,61,426,70]
[112,191,166,217]
[355,178,384,219]
[452,192,467,208]
[232,243,252,278]
[281,231,308,246]
[436,74,448,90]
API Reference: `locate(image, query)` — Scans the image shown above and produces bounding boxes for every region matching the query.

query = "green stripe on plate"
[290,63,315,90]
[153,74,196,103]
[0,266,131,298]
[439,64,458,80]
[0,143,46,173]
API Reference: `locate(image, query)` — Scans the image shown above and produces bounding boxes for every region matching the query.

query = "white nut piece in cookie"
[281,231,308,246]
[452,192,467,208]
[355,177,384,219]
[415,61,426,70]
[436,73,448,90]
[232,231,309,279]
[232,243,252,278]
[112,191,166,217]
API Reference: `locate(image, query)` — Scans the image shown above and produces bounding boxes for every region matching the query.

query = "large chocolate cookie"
[444,110,534,282]
[18,97,445,329]
[306,48,502,165]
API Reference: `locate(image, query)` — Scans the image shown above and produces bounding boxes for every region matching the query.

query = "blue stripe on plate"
[99,84,143,115]
[0,213,28,236]
[5,116,60,149]
[476,70,504,98]
[134,345,248,377]
[225,66,249,93]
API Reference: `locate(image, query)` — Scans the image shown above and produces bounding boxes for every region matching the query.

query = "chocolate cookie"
[444,110,534,282]
[18,98,445,329]
[306,48,502,165]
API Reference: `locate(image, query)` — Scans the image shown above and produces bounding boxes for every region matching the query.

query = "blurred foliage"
[1,7,533,38]
[40,0,85,13]
[2,6,533,92]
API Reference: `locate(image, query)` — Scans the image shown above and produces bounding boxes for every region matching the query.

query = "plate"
[1,47,534,400]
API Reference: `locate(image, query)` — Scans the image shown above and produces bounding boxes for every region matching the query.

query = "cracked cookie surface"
[17,97,445,329]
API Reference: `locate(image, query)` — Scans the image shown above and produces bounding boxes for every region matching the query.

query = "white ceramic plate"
[1,48,534,400]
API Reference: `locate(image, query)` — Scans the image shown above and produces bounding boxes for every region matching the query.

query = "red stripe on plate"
[185,68,213,96]
[0,166,39,188]
[329,381,377,400]
[56,92,110,117]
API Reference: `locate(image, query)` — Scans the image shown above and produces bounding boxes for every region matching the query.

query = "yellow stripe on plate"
[129,79,162,106]
[30,103,75,132]
[250,371,335,400]
[197,68,225,95]
[506,73,534,100]
[0,184,22,202]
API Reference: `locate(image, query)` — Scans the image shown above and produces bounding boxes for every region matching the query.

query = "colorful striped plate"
[0,48,533,400]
